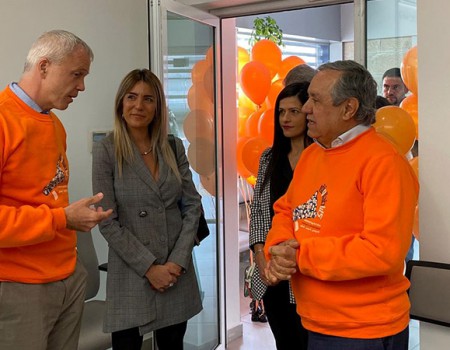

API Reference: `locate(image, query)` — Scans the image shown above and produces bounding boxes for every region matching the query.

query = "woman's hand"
[254,250,271,285]
[165,261,183,278]
[145,264,177,292]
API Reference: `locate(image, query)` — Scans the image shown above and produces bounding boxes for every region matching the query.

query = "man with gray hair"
[283,63,316,86]
[0,30,112,349]
[264,60,418,350]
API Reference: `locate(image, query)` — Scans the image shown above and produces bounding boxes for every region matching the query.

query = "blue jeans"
[307,326,409,350]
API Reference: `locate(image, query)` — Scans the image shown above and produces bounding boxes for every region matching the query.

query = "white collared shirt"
[315,124,370,149]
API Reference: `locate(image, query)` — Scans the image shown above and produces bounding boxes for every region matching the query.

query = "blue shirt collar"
[9,82,49,114]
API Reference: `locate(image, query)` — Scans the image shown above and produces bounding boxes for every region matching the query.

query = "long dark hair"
[260,82,312,193]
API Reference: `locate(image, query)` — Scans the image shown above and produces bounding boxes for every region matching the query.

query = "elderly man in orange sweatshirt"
[264,60,418,350]
[0,30,112,349]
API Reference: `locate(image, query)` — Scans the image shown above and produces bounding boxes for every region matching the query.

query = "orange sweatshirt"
[265,128,419,339]
[0,86,75,283]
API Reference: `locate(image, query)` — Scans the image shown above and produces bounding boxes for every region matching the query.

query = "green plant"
[248,16,284,47]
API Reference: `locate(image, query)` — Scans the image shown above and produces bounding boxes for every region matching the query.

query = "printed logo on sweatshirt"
[293,184,327,233]
[42,155,68,199]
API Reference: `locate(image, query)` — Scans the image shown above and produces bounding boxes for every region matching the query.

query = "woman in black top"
[249,82,312,350]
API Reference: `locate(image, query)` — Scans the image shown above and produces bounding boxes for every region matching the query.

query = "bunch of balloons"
[400,45,419,140]
[183,47,216,196]
[373,45,419,239]
[236,39,307,184]
[400,45,419,240]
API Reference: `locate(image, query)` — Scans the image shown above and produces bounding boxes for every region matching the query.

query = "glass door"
[366,1,419,349]
[149,1,222,349]
[366,0,417,97]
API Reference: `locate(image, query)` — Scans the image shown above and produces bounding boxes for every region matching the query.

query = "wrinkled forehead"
[309,69,340,96]
[57,46,91,72]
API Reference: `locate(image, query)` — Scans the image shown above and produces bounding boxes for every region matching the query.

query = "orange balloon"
[205,46,214,65]
[238,90,257,112]
[183,109,214,143]
[412,205,419,240]
[409,156,418,179]
[258,108,274,145]
[278,56,306,79]
[240,61,271,106]
[246,175,257,186]
[237,46,250,76]
[187,84,214,115]
[200,173,216,196]
[238,107,253,138]
[265,79,284,109]
[203,65,214,104]
[401,46,418,95]
[187,138,215,176]
[251,39,282,79]
[374,106,416,155]
[191,60,209,84]
[400,94,418,139]
[241,137,270,177]
[245,108,265,138]
[236,137,252,178]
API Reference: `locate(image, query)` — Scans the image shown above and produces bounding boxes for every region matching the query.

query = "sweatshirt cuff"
[52,207,67,231]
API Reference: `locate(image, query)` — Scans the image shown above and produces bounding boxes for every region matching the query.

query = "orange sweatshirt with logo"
[0,86,76,283]
[265,128,419,339]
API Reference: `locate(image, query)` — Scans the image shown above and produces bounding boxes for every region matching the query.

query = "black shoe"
[258,313,268,323]
[251,311,260,322]
[250,300,260,322]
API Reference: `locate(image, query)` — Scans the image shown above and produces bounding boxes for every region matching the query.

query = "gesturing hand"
[64,192,113,232]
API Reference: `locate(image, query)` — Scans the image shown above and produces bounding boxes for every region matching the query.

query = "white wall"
[417,0,450,348]
[0,0,149,298]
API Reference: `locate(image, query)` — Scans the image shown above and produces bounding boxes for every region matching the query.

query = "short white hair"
[24,29,93,72]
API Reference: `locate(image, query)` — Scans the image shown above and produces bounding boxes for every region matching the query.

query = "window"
[236,27,330,68]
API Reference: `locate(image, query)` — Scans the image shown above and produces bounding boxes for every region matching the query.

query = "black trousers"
[263,280,308,350]
[112,321,187,350]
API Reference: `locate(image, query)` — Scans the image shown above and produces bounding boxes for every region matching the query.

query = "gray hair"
[24,30,93,72]
[284,64,316,85]
[317,60,377,125]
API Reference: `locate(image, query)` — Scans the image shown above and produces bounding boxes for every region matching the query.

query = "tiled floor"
[228,241,421,350]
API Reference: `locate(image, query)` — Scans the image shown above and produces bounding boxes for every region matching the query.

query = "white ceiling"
[176,0,350,17]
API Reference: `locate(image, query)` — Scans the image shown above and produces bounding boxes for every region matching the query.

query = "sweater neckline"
[5,86,54,122]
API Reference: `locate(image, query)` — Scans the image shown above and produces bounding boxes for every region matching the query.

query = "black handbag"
[168,135,210,246]
[194,207,210,246]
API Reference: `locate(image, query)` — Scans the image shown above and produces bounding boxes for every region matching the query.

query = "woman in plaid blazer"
[249,82,312,350]
[92,69,202,350]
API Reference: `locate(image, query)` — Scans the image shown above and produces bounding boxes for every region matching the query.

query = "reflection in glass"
[166,11,219,349]
[367,4,420,348]
[366,0,417,95]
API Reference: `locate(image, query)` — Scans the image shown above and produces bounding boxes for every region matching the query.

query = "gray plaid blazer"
[249,148,296,303]
[92,134,202,334]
